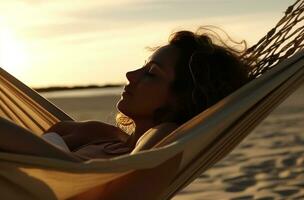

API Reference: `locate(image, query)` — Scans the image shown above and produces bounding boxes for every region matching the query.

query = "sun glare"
[0,28,28,75]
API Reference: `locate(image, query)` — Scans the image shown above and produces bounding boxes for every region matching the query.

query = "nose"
[126,69,139,83]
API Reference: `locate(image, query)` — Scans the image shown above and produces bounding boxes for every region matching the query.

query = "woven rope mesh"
[242,0,304,78]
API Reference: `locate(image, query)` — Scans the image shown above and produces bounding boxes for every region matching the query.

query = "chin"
[116,98,155,119]
[116,99,123,111]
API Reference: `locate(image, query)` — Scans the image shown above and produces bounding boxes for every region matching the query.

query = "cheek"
[137,83,171,105]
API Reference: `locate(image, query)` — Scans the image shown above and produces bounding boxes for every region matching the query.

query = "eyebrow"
[147,60,166,76]
[149,60,163,68]
[145,59,163,67]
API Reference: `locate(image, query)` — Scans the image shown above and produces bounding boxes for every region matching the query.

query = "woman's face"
[116,45,180,120]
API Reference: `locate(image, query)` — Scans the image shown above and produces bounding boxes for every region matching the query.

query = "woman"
[44,26,251,160]
[0,26,250,161]
[0,26,251,199]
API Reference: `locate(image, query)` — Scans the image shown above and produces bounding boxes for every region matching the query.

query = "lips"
[123,86,133,96]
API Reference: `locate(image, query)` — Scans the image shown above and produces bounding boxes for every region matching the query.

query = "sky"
[0,0,294,88]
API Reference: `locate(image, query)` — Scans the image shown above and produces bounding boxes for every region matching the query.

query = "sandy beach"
[46,84,304,200]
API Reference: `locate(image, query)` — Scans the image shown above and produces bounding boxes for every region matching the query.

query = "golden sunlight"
[0,28,28,75]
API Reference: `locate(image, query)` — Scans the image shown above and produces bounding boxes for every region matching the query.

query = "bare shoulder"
[132,122,179,152]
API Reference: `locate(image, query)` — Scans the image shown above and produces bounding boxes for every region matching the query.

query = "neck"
[126,118,155,148]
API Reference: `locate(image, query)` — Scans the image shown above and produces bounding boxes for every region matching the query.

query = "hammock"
[0,1,303,199]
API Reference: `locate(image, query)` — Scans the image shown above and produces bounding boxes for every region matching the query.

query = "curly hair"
[116,26,251,133]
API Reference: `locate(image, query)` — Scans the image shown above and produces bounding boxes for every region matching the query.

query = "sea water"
[40,86,124,99]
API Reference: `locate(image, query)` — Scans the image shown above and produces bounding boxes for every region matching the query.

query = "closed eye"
[144,70,156,77]
[142,60,163,78]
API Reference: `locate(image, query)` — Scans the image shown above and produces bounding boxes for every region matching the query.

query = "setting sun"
[0,28,28,76]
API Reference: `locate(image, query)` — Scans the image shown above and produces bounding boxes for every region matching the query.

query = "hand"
[45,121,84,136]
[45,121,128,151]
[45,121,88,150]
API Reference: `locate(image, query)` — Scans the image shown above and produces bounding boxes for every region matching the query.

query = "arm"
[68,122,181,200]
[46,121,129,151]
[0,117,81,162]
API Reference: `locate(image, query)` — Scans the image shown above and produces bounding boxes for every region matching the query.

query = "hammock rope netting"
[243,0,304,78]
